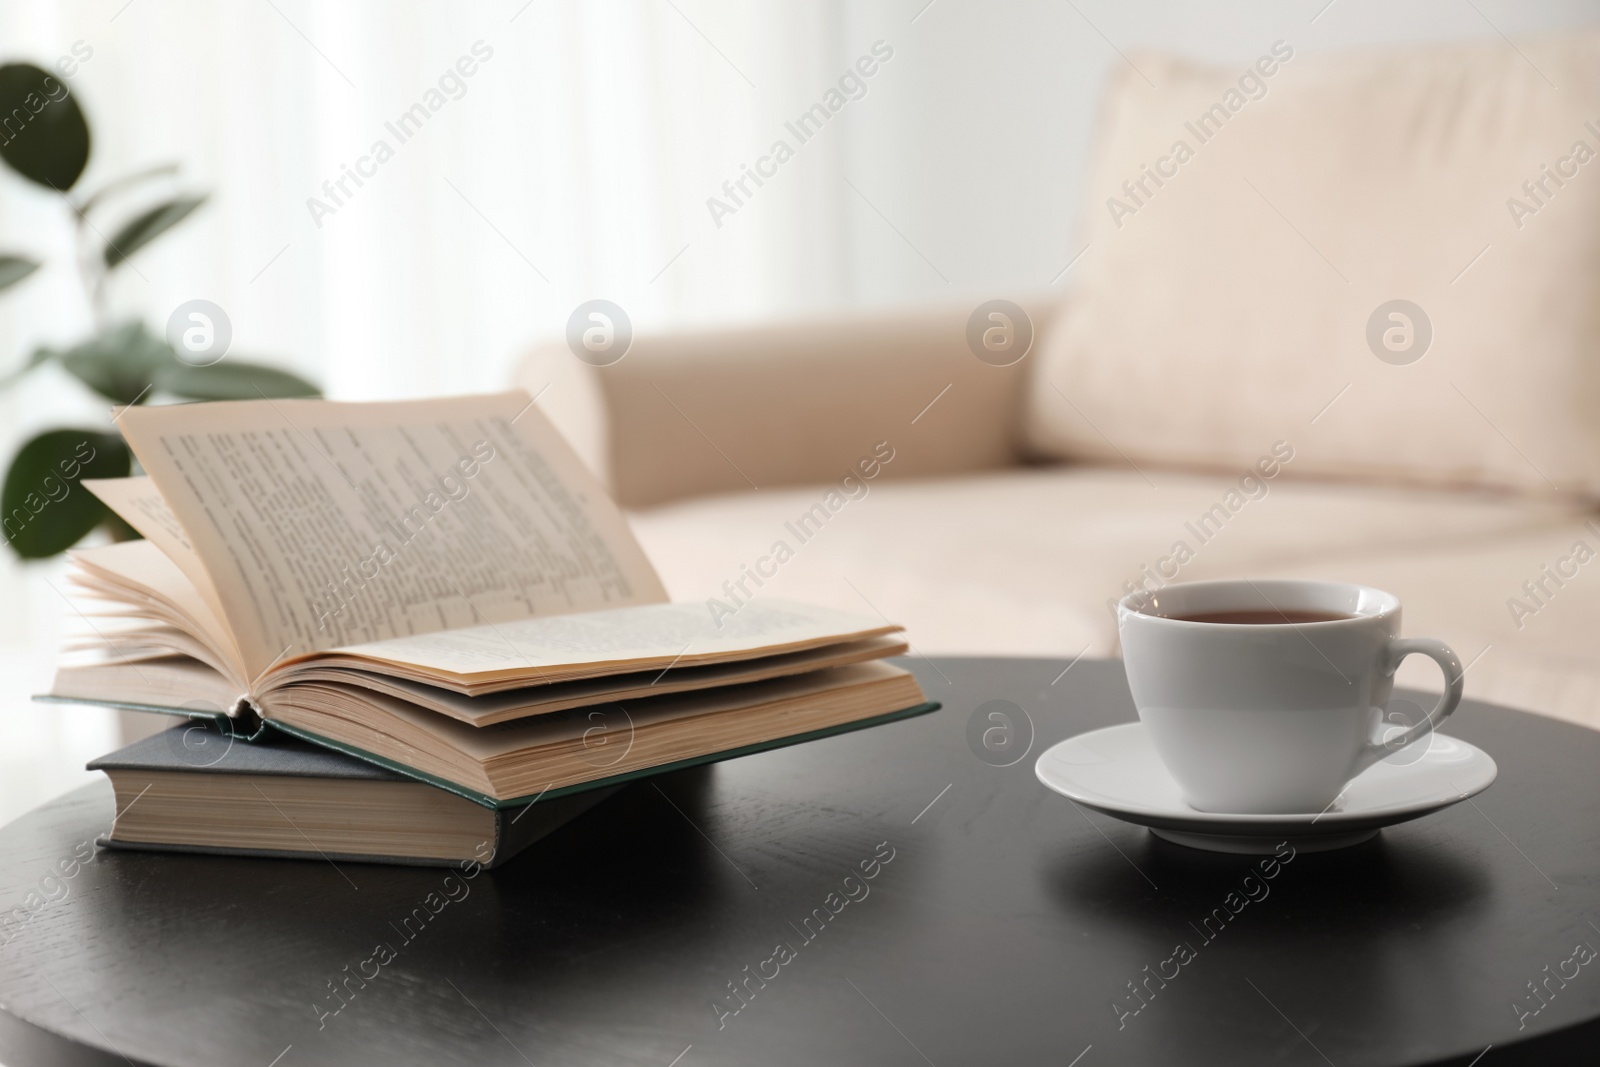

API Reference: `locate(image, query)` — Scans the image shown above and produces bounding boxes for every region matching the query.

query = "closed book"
[88,724,618,868]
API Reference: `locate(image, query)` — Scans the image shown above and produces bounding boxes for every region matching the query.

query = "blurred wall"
[843,0,1600,305]
[1,0,1597,408]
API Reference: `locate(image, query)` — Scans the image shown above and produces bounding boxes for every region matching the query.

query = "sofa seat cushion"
[629,465,1598,724]
[1248,522,1600,730]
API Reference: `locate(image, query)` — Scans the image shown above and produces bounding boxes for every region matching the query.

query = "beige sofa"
[515,295,1600,730]
[517,31,1600,730]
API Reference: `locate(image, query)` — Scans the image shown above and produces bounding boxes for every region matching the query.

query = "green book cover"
[42,693,941,810]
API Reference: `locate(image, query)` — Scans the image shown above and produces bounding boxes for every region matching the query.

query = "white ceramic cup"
[1117,579,1462,814]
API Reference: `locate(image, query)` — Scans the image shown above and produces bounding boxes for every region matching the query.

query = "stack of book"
[47,392,934,866]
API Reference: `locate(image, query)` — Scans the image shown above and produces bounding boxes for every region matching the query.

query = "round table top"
[1,657,1598,1066]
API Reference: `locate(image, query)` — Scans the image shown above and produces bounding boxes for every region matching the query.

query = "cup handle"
[1352,637,1463,773]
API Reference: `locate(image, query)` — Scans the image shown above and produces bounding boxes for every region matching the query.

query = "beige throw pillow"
[1025,33,1600,498]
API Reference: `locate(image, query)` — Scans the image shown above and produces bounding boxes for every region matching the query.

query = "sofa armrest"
[518,296,1054,509]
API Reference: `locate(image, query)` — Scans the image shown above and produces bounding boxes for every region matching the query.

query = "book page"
[116,392,666,680]
[84,476,226,627]
[51,656,242,713]
[331,599,897,680]
[274,660,915,771]
[278,634,906,724]
[66,540,244,683]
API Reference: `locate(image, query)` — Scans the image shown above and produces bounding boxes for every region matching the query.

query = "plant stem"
[75,163,179,217]
[64,194,108,330]
[65,165,179,330]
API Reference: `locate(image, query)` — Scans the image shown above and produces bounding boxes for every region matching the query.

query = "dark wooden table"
[1,657,1598,1066]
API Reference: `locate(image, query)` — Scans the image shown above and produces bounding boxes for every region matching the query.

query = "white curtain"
[0,0,877,821]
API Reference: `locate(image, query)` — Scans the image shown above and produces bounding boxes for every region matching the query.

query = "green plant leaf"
[155,358,320,401]
[53,321,179,404]
[1,429,130,559]
[104,195,207,268]
[0,63,91,191]
[0,255,40,293]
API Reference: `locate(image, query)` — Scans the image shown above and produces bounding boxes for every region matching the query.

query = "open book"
[45,392,933,806]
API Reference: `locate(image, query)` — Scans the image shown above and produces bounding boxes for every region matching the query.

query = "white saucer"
[1034,722,1498,854]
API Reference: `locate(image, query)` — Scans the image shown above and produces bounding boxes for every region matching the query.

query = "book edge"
[46,692,943,811]
[245,701,942,810]
[92,783,622,868]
